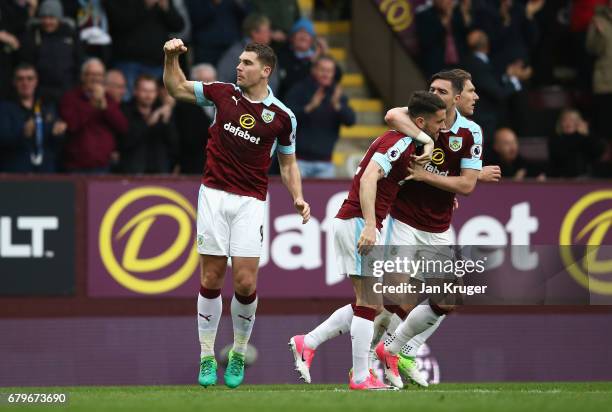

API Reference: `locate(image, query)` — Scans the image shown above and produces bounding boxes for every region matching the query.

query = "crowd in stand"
[0,0,354,177]
[0,0,610,179]
[415,0,612,179]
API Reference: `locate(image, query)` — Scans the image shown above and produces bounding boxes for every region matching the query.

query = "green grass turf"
[1,383,612,412]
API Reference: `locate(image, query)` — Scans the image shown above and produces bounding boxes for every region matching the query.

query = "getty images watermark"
[368,255,489,296]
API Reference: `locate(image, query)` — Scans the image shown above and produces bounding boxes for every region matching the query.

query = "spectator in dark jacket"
[19,0,83,103]
[285,55,355,178]
[415,0,473,77]
[60,57,128,173]
[461,30,523,146]
[186,0,249,65]
[118,74,179,173]
[548,109,604,178]
[0,0,32,99]
[0,63,67,172]
[173,63,215,174]
[277,17,330,99]
[104,0,184,97]
[474,0,544,73]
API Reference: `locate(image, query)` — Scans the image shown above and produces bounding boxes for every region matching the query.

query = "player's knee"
[201,268,224,288]
[233,275,256,296]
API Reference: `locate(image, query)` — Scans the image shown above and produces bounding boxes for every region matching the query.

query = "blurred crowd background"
[0,0,610,180]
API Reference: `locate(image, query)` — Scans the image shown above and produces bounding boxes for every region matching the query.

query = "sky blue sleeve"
[371,153,392,177]
[277,114,297,154]
[193,82,213,107]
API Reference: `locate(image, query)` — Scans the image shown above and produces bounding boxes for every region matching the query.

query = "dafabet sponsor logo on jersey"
[98,186,199,294]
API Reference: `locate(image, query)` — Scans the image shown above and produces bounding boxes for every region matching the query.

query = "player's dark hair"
[448,69,472,86]
[134,73,158,88]
[244,42,277,73]
[243,13,270,37]
[430,70,466,95]
[14,62,37,75]
[408,91,446,118]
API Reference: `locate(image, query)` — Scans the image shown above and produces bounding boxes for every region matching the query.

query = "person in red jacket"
[59,57,128,173]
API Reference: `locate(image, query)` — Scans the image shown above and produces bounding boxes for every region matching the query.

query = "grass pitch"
[1,383,611,412]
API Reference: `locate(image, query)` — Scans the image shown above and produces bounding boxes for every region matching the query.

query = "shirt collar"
[449,109,463,134]
[262,86,274,106]
[241,86,275,106]
[474,51,489,64]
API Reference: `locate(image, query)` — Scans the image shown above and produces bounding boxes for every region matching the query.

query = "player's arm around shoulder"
[163,38,197,104]
[384,107,434,147]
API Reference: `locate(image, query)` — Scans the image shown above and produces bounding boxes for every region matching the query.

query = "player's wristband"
[414,131,433,145]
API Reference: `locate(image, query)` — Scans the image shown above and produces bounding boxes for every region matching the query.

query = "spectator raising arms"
[60,58,128,173]
[285,55,355,178]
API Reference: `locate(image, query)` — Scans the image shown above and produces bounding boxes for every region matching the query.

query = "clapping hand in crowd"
[0,30,20,50]
[90,83,107,110]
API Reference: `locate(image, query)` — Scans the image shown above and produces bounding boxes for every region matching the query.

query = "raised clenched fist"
[164,38,187,57]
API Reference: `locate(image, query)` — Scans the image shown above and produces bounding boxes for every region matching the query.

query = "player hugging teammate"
[290,69,501,390]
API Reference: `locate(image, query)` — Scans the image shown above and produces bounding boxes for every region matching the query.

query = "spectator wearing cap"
[285,55,355,178]
[59,58,128,173]
[19,0,83,103]
[104,0,184,98]
[276,17,330,98]
[186,0,250,66]
[216,13,280,92]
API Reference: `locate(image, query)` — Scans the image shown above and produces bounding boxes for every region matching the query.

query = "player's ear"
[415,116,426,129]
[262,65,272,79]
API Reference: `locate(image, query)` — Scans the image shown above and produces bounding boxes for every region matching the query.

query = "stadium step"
[340,125,388,139]
[314,21,350,35]
[298,0,314,17]
[311,18,385,174]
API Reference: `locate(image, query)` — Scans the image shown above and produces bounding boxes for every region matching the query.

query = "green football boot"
[224,350,246,389]
[398,354,429,387]
[198,356,218,387]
